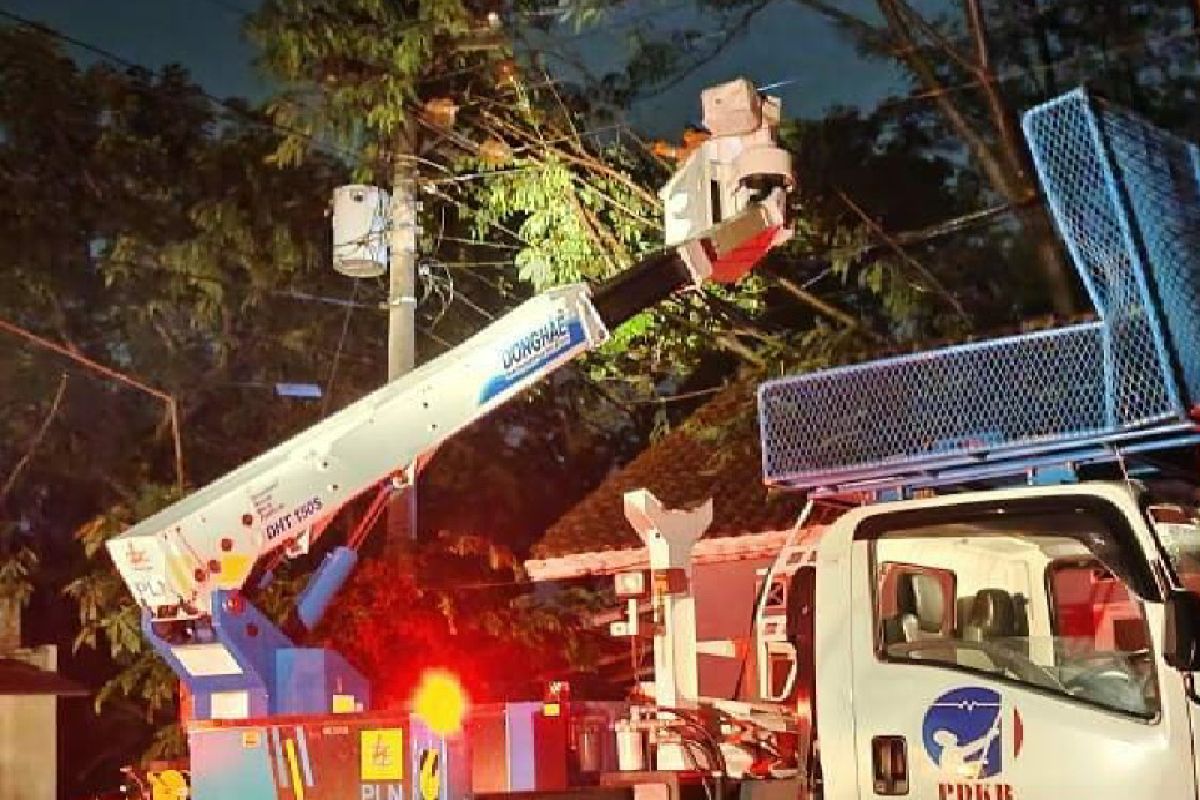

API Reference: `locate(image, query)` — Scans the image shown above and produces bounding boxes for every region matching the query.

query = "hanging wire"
[432,260,518,268]
[187,0,252,19]
[871,24,1200,114]
[320,279,360,416]
[434,235,523,252]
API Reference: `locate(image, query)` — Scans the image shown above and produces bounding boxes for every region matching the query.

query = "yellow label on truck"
[360,728,405,781]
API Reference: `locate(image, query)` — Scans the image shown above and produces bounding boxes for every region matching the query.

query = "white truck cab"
[754,481,1200,799]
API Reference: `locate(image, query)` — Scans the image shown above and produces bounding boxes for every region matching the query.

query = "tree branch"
[635,0,772,100]
[877,0,1023,201]
[793,0,889,44]
[0,318,185,489]
[962,0,1031,185]
[571,175,660,229]
[764,268,880,338]
[565,184,622,272]
[478,109,662,209]
[836,188,968,320]
[692,292,792,351]
[1,373,68,507]
[657,307,767,368]
[893,0,974,71]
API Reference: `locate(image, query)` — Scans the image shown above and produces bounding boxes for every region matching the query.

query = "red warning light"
[412,668,469,736]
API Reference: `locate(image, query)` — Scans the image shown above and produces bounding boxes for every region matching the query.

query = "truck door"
[835,491,1197,800]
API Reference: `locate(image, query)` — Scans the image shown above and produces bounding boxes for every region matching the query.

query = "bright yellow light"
[412,669,468,736]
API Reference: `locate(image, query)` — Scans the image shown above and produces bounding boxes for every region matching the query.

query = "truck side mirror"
[1164,589,1200,671]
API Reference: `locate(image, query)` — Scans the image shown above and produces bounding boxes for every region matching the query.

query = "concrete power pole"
[387,145,420,549]
[387,160,418,380]
[330,136,422,549]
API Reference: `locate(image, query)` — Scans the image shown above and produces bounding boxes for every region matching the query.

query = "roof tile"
[534,380,804,558]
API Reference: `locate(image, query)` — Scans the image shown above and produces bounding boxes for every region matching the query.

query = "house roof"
[530,379,805,561]
[0,658,88,697]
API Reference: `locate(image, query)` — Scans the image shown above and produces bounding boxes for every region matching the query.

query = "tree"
[13,2,1162,784]
[0,24,393,785]
[791,0,1200,316]
[549,0,1200,320]
[251,0,825,396]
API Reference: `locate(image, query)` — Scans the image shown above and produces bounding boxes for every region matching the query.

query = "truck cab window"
[869,501,1159,719]
[1145,492,1200,595]
[878,565,955,646]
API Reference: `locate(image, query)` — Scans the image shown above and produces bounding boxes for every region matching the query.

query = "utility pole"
[387,159,418,380]
[330,134,421,551]
[387,133,420,550]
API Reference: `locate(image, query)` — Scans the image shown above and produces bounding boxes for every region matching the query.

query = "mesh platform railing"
[760,88,1200,490]
[1030,91,1200,407]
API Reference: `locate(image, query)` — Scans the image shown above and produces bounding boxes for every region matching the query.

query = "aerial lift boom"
[106,78,794,721]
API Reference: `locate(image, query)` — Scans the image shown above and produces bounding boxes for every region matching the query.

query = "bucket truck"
[110,81,1200,800]
[105,78,794,799]
[596,88,1200,800]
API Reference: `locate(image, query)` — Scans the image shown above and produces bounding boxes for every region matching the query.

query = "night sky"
[3,0,271,98]
[0,0,939,135]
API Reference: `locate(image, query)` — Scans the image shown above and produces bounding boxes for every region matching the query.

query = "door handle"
[872,735,909,796]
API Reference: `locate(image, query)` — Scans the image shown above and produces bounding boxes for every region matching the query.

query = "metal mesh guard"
[760,324,1109,485]
[760,88,1198,489]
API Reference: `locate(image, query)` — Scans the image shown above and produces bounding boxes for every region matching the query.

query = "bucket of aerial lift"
[661,78,792,258]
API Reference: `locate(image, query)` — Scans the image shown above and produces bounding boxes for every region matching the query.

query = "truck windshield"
[866,497,1159,718]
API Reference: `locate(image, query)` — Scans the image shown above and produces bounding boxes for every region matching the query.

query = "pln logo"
[360,728,405,782]
[125,542,152,571]
[922,687,1024,781]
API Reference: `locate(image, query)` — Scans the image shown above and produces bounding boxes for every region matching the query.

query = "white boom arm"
[109,286,612,618]
[108,78,793,622]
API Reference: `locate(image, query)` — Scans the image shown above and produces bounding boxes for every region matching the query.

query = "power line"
[452,289,498,322]
[426,165,547,186]
[415,321,455,349]
[273,288,382,310]
[18,262,405,368]
[6,6,741,176]
[189,0,605,29]
[0,317,186,489]
[187,0,252,20]
[0,16,528,386]
[548,1,694,42]
[321,279,361,416]
[424,186,535,249]
[447,260,519,306]
[434,260,518,268]
[432,235,522,252]
[95,259,387,310]
[872,24,1200,114]
[8,2,1137,406]
[0,6,628,347]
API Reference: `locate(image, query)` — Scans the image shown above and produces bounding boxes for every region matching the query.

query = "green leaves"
[251,0,487,173]
[0,543,37,606]
[65,484,181,664]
